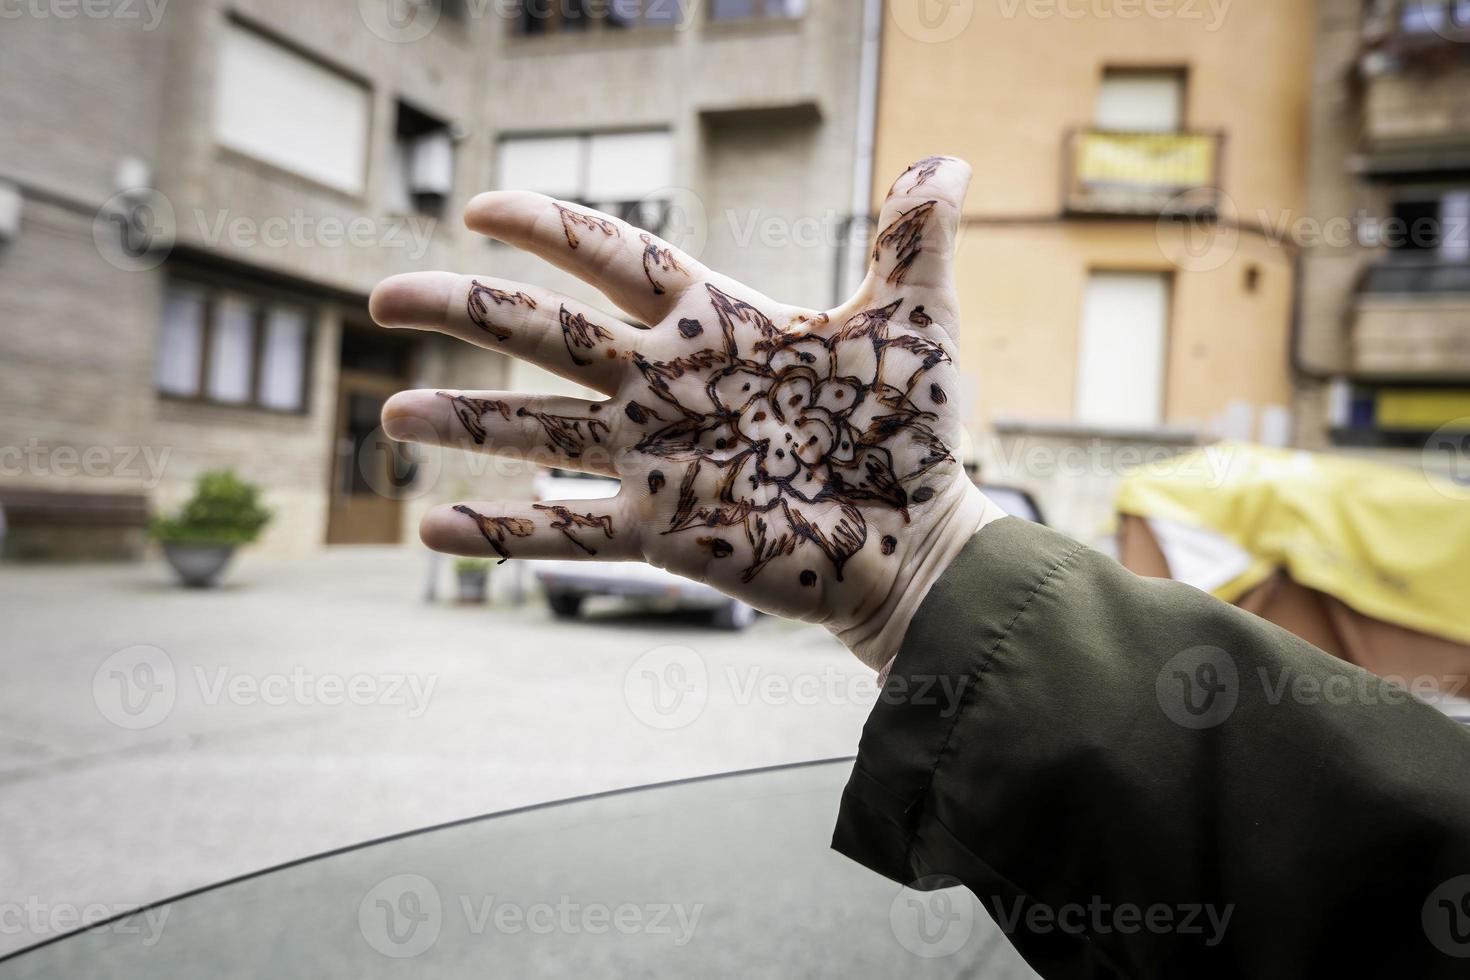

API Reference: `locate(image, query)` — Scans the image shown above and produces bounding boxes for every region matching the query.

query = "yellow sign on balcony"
[1075,132,1217,189]
[1376,389,1470,431]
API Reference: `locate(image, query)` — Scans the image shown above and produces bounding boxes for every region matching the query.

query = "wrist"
[833,485,1009,671]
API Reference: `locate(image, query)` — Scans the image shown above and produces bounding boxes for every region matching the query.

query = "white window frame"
[156,277,315,414]
[212,19,373,195]
[496,130,675,234]
[1095,68,1186,134]
[1073,271,1172,429]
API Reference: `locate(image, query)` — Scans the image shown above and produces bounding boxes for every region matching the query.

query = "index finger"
[466,191,710,326]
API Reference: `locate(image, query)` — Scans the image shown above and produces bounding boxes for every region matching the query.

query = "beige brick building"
[873,0,1316,543]
[1296,0,1470,464]
[0,0,869,558]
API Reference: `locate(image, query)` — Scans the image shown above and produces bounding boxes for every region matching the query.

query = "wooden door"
[326,368,414,545]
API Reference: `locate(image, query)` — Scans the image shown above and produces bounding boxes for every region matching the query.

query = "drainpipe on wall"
[1284,239,1351,439]
[837,0,883,307]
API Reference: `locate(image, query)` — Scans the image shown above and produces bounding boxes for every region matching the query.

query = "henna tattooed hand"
[370,157,1006,670]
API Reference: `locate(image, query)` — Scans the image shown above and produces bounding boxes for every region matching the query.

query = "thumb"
[867,155,972,296]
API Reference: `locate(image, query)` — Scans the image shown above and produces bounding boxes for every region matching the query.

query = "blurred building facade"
[874,0,1315,542]
[1296,0,1470,462]
[0,0,865,558]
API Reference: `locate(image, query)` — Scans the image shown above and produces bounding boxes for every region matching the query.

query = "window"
[388,101,455,218]
[259,308,311,410]
[1095,69,1185,133]
[497,131,674,234]
[156,286,208,397]
[1387,190,1470,262]
[514,0,684,34]
[213,21,371,194]
[156,280,313,412]
[208,297,257,404]
[710,0,807,19]
[1074,272,1171,428]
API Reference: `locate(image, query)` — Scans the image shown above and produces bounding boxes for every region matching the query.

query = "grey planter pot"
[162,542,237,588]
[457,568,489,603]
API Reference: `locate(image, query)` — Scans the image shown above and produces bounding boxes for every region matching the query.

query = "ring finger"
[383,389,622,477]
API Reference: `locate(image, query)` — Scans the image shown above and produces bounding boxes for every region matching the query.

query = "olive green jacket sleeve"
[832,517,1470,979]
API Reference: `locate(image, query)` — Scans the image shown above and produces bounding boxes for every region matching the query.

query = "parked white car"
[527,472,1046,632]
[529,469,757,630]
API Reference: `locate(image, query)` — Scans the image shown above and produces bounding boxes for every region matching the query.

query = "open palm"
[371,156,1002,668]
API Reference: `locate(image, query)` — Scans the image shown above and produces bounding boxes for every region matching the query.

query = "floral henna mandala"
[629,288,956,586]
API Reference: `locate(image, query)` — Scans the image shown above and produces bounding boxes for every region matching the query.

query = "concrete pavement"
[0,547,874,956]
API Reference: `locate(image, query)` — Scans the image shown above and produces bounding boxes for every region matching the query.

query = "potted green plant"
[454,557,491,603]
[151,470,272,588]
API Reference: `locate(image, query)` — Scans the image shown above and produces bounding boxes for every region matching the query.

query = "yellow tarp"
[1116,443,1470,646]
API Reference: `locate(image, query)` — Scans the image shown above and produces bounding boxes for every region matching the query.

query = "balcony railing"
[1361,259,1470,295]
[1353,261,1470,376]
[1062,129,1224,216]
